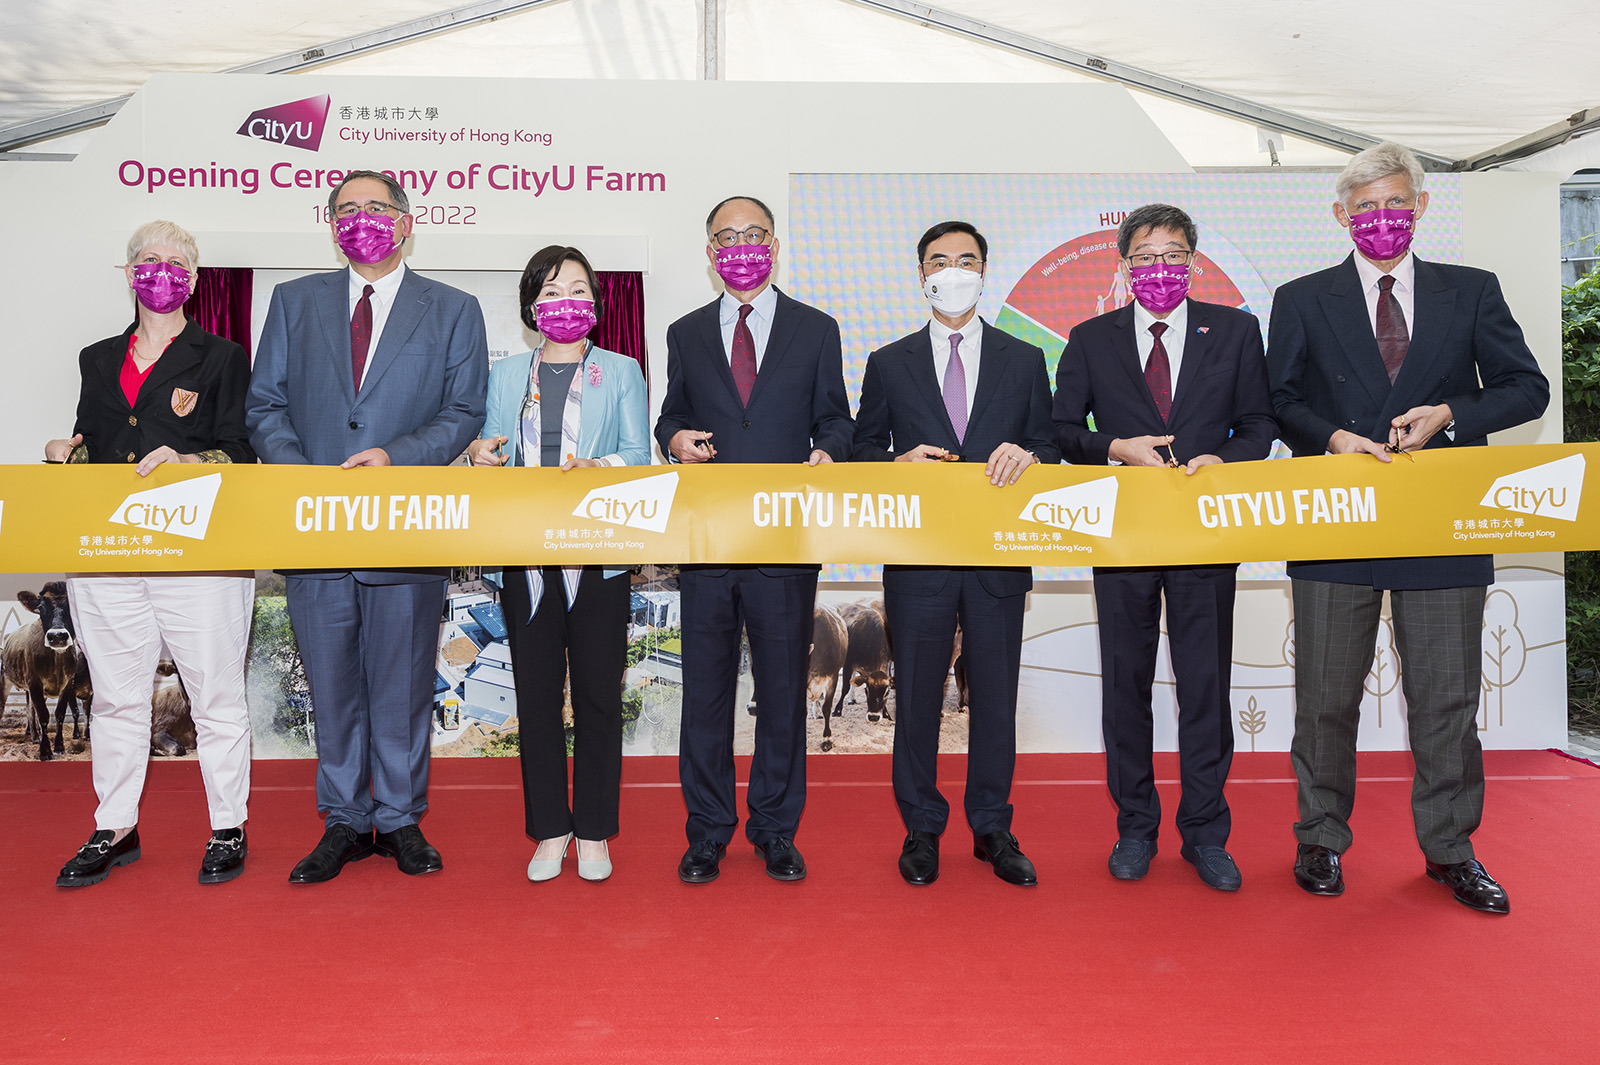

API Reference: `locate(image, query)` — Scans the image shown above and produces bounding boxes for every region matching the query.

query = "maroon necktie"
[1376,274,1409,384]
[1144,321,1172,423]
[351,284,374,394]
[731,303,756,406]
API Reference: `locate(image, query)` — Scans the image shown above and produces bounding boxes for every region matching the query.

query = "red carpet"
[2,750,1596,1063]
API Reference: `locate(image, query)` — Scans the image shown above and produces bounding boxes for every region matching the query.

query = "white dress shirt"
[718,284,777,369]
[1132,297,1189,402]
[929,313,982,418]
[347,263,408,389]
[1352,250,1415,339]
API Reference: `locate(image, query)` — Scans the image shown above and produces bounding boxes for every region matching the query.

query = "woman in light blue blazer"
[468,245,648,883]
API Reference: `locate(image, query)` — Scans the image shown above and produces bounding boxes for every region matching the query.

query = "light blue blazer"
[482,343,649,586]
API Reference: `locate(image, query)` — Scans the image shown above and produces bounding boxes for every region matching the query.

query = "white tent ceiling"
[2,0,1599,171]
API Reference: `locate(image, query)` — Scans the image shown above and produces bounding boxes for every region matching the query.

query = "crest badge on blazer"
[171,388,199,417]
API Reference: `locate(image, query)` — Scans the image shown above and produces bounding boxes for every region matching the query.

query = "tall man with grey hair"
[248,169,488,883]
[1054,203,1276,892]
[1267,143,1547,913]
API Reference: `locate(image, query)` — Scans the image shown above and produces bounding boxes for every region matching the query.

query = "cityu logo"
[235,94,331,152]
[572,472,678,534]
[1479,453,1584,522]
[109,473,223,541]
[1017,476,1119,538]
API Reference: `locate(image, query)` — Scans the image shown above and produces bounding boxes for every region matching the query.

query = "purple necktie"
[943,331,967,443]
[351,284,374,393]
[731,303,756,406]
[1145,321,1172,423]
[1377,274,1409,384]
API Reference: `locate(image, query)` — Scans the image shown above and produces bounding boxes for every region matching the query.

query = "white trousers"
[68,575,255,831]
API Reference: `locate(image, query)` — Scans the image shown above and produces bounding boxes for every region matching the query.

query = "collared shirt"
[929,313,982,417]
[1132,297,1189,402]
[718,284,777,370]
[348,263,408,388]
[1352,250,1416,340]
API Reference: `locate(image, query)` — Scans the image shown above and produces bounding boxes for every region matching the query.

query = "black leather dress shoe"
[1426,858,1510,914]
[57,828,140,887]
[755,837,807,881]
[1182,843,1242,892]
[678,839,726,884]
[374,825,443,876]
[973,831,1037,886]
[899,830,940,886]
[199,827,247,885]
[289,824,374,884]
[1108,838,1157,881]
[1294,843,1344,896]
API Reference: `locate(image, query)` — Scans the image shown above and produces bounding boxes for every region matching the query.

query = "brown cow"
[1,583,91,760]
[835,599,893,723]
[807,604,849,752]
[151,661,199,756]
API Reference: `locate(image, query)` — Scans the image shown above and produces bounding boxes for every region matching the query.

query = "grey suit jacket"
[246,265,489,583]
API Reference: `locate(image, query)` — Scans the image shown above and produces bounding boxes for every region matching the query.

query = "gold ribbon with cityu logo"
[0,443,1590,572]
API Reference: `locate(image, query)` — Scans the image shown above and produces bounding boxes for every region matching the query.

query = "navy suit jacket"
[654,287,854,576]
[246,265,489,583]
[853,319,1059,598]
[1267,254,1548,588]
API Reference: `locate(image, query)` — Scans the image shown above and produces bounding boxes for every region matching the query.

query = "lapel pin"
[1197,326,1210,334]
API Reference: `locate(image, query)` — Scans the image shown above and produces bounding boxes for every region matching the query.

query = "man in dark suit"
[1053,203,1277,892]
[1268,143,1548,913]
[853,220,1059,887]
[247,170,488,882]
[654,195,854,884]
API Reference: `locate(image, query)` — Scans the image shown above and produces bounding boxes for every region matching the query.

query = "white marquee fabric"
[3,0,1599,170]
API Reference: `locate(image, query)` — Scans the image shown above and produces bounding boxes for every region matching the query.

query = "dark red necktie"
[731,303,756,406]
[1144,321,1172,423]
[351,283,374,393]
[1376,274,1409,384]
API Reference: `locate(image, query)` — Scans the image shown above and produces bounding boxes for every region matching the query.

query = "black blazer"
[1267,254,1549,588]
[1052,298,1277,466]
[853,319,1060,598]
[654,287,854,575]
[74,319,255,465]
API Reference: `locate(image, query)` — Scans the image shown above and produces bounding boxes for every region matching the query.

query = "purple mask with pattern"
[129,261,192,313]
[1128,262,1189,315]
[534,298,597,344]
[1348,208,1414,261]
[714,243,773,292]
[335,212,399,264]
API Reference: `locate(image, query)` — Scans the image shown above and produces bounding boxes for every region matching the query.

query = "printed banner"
[0,444,1587,573]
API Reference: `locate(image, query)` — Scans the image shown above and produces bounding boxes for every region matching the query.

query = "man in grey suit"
[247,170,488,882]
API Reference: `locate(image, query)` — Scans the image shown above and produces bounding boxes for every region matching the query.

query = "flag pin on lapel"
[1197,326,1210,334]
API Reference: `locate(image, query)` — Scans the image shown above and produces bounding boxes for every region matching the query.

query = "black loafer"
[899,830,940,886]
[1108,838,1157,881]
[678,839,726,884]
[1182,843,1242,891]
[289,824,374,884]
[57,828,141,887]
[755,837,807,881]
[1294,843,1345,896]
[199,827,248,885]
[1426,858,1510,914]
[374,824,443,876]
[973,831,1037,887]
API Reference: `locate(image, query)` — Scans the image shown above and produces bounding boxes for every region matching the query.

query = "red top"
[119,334,171,408]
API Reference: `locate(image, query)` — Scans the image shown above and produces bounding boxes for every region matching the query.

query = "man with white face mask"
[1053,202,1277,892]
[854,220,1059,887]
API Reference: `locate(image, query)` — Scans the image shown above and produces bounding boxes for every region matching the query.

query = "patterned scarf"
[516,341,591,618]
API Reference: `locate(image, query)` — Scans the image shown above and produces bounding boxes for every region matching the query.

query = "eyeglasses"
[920,255,985,273]
[1124,250,1194,268]
[711,225,771,248]
[334,201,401,219]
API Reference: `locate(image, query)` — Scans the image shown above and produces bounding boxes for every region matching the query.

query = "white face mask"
[922,266,984,317]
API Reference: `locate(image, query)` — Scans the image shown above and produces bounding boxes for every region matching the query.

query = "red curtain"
[594,271,646,381]
[185,267,254,359]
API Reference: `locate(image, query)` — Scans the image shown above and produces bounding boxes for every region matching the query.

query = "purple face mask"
[129,261,192,314]
[715,243,773,292]
[534,297,597,344]
[1128,262,1190,316]
[335,213,399,264]
[1348,207,1414,261]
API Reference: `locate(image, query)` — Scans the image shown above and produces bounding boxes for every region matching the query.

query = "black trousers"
[502,566,628,841]
[1093,564,1238,848]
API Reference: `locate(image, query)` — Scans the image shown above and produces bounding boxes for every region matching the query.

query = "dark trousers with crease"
[678,566,815,848]
[1290,578,1486,863]
[1093,564,1237,848]
[502,566,627,842]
